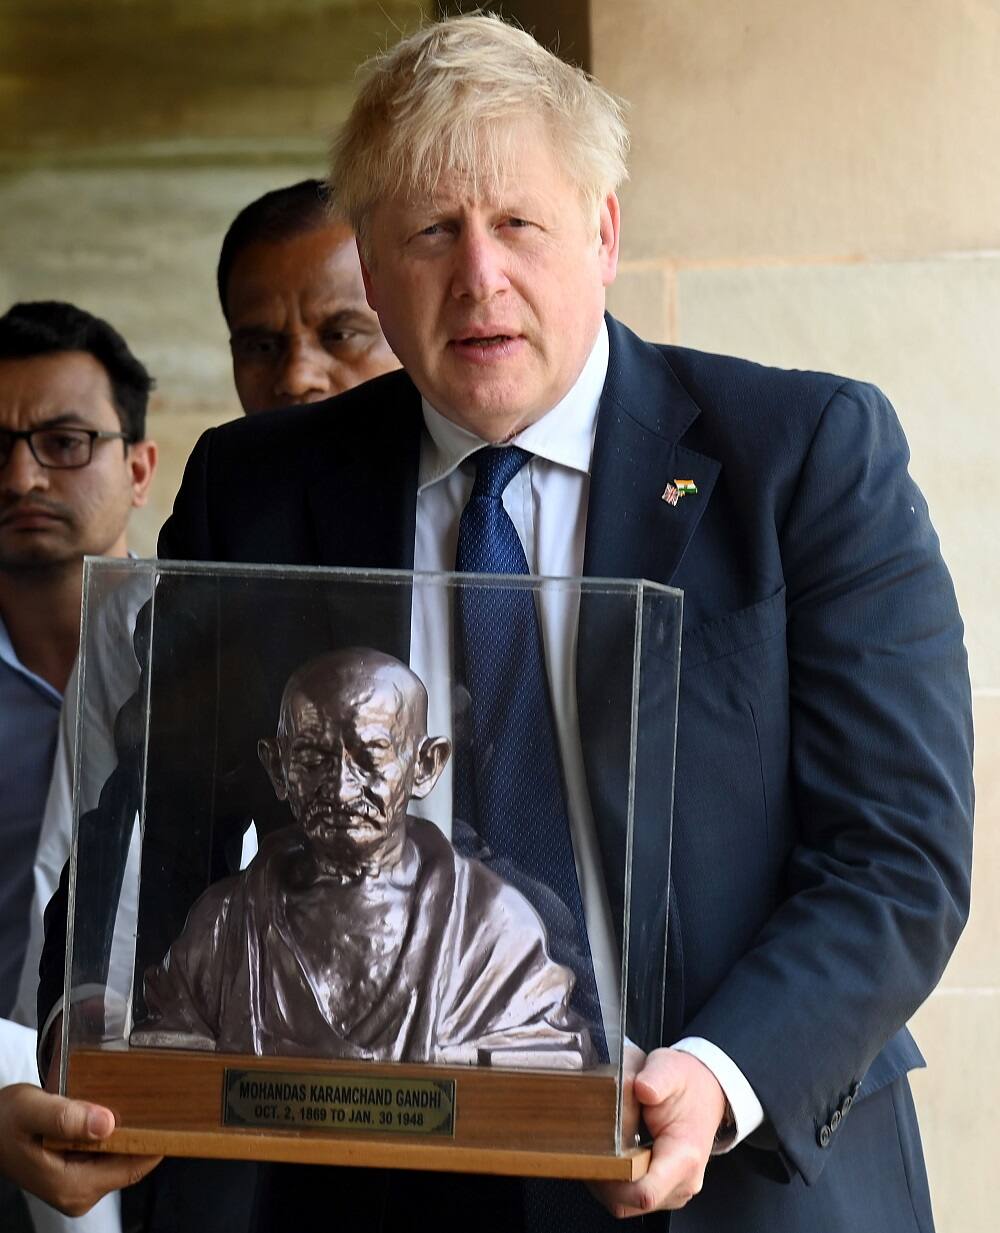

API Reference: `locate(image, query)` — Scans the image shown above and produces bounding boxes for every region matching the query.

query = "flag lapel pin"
[661,479,698,507]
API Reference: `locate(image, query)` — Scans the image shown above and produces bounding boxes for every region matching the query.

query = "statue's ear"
[258,737,288,801]
[410,735,451,800]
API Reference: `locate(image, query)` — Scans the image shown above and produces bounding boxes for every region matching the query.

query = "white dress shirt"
[411,319,763,1149]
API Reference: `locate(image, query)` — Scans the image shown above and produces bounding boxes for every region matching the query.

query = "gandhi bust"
[133,648,593,1068]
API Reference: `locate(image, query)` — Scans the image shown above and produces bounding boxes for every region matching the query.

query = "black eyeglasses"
[0,427,135,471]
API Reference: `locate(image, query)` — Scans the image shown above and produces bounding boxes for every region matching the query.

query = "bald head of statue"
[257,648,451,880]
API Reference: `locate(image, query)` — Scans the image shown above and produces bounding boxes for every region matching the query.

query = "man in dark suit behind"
[7,14,972,1232]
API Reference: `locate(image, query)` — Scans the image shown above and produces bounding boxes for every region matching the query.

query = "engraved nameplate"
[222,1069,456,1137]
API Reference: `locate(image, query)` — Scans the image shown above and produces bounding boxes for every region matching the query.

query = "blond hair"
[330,14,629,252]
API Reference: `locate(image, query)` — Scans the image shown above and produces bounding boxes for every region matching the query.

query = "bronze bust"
[133,648,594,1069]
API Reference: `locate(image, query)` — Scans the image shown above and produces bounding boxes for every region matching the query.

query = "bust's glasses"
[0,427,134,470]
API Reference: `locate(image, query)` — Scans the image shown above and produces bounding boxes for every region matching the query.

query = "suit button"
[830,1110,841,1131]
[818,1125,832,1148]
[841,1094,853,1116]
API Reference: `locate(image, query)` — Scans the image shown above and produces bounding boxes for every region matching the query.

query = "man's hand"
[592,1048,727,1218]
[0,1083,161,1217]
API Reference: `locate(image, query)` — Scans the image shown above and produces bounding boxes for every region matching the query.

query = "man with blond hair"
[15,15,971,1233]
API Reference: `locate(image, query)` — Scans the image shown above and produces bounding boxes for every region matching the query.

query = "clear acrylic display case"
[61,559,681,1180]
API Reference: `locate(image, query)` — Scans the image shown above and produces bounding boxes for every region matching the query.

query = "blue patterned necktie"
[454,445,617,1233]
[454,445,605,1048]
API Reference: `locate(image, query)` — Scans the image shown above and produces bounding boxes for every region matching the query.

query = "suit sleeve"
[681,379,974,1184]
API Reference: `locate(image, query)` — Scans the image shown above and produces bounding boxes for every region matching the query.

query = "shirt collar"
[418,318,610,492]
[0,613,15,670]
[0,613,62,702]
[0,551,137,696]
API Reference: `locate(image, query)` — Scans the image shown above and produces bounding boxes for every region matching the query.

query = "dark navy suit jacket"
[40,315,974,1232]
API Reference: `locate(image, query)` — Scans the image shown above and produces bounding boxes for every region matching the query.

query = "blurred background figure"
[217,179,399,414]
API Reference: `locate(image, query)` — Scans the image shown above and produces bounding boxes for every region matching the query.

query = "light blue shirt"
[0,615,61,1017]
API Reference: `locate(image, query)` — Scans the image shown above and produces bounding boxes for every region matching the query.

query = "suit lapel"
[304,376,423,660]
[580,317,720,1045]
[305,374,423,572]
[583,316,719,585]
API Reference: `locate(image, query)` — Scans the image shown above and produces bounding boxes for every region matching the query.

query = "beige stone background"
[2,1,995,1227]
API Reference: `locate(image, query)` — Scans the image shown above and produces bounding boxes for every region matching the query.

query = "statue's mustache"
[304,794,384,827]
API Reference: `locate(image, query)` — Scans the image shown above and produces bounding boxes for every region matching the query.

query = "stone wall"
[0,0,428,552]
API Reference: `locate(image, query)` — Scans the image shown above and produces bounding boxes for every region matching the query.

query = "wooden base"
[62,1048,650,1182]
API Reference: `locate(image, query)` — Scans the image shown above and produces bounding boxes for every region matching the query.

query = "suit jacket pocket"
[681,585,787,670]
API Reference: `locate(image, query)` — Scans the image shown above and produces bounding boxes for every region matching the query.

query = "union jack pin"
[661,479,698,506]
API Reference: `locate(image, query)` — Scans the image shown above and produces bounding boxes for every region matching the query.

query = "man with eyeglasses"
[0,301,157,1233]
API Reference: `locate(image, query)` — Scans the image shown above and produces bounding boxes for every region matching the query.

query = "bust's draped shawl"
[141,818,592,1066]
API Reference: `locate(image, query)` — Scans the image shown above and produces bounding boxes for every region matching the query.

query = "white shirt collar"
[418,318,610,492]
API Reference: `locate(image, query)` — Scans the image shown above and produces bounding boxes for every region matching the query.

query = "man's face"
[278,674,418,870]
[0,351,155,573]
[226,222,400,414]
[361,119,620,442]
